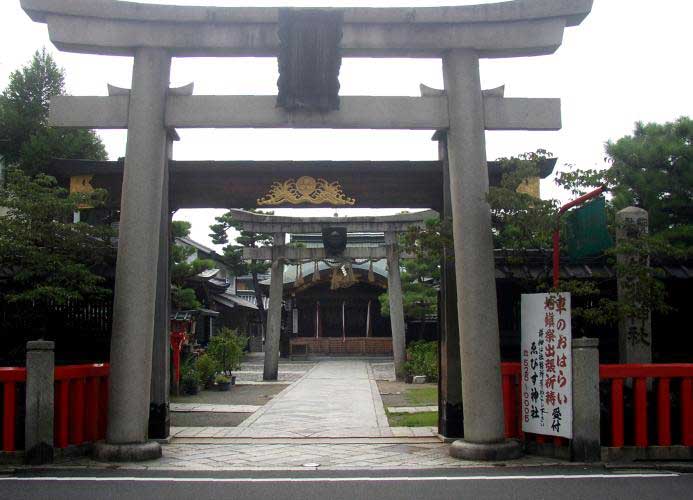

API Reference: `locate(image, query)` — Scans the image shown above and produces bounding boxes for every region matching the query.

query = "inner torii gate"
[226,209,435,382]
[22,0,593,461]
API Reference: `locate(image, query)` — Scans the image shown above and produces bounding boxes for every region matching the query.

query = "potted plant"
[181,370,201,395]
[208,328,248,384]
[195,353,218,389]
[215,373,231,391]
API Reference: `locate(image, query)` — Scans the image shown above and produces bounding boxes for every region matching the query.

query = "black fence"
[0,299,112,365]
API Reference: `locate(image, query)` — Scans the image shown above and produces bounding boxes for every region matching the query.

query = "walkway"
[171,359,437,439]
[42,359,565,470]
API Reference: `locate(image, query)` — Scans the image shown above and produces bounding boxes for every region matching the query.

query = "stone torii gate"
[21,0,593,461]
[227,209,434,382]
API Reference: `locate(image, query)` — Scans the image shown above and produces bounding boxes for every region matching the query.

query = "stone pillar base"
[93,441,162,462]
[449,439,522,461]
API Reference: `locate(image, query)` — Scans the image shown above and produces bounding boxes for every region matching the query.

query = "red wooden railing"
[501,362,571,448]
[54,364,109,448]
[0,367,27,452]
[501,362,521,439]
[600,364,693,448]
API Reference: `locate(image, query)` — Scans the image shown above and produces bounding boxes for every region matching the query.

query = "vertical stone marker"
[94,48,171,461]
[25,341,55,465]
[616,206,652,364]
[444,50,520,460]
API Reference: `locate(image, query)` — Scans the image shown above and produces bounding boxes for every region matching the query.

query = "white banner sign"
[521,292,572,439]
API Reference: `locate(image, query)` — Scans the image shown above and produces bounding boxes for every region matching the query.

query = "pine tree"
[0,48,106,175]
[209,210,274,338]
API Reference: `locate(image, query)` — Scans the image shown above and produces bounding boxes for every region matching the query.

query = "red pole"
[552,186,606,289]
[2,382,16,452]
[56,380,70,448]
[634,377,648,447]
[611,378,625,447]
[657,378,671,446]
[682,378,693,446]
[72,377,85,445]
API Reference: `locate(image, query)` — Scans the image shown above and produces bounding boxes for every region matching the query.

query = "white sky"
[1,0,692,249]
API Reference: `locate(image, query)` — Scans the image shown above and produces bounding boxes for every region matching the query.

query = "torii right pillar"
[444,49,521,460]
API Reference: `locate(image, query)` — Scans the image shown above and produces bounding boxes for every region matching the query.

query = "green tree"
[397,151,615,336]
[0,49,114,313]
[557,117,692,248]
[206,327,247,372]
[170,220,213,310]
[555,118,692,336]
[379,218,442,337]
[488,150,559,251]
[209,210,274,337]
[0,48,106,175]
[0,168,114,305]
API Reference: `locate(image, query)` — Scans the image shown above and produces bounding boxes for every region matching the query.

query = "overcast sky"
[2,0,692,249]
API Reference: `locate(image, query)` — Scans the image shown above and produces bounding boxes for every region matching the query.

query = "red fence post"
[2,382,16,452]
[71,378,85,445]
[657,378,671,446]
[634,377,648,447]
[86,377,99,442]
[682,378,693,446]
[611,378,625,447]
[99,375,108,440]
[56,380,69,448]
[502,374,514,438]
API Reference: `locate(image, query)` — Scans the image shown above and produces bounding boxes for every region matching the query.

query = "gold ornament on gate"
[257,176,356,206]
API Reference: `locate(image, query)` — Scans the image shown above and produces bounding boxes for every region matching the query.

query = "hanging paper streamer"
[368,260,375,282]
[312,260,320,281]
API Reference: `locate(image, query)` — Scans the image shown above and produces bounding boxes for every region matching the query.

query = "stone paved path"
[41,442,560,471]
[236,359,390,438]
[170,358,440,439]
[39,359,564,470]
[170,403,261,413]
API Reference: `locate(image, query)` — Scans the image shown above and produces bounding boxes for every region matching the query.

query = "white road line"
[0,473,678,483]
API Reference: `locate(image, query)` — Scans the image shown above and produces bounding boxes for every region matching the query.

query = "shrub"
[404,340,438,382]
[215,374,231,384]
[195,354,219,388]
[207,327,248,372]
[180,358,201,395]
[180,374,199,395]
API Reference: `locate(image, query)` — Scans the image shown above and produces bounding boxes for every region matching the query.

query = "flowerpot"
[405,374,414,384]
[230,375,237,386]
[183,384,199,395]
[217,381,231,391]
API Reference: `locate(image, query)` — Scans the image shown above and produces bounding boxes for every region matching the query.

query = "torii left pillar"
[94,48,171,461]
[264,234,286,381]
[385,231,407,381]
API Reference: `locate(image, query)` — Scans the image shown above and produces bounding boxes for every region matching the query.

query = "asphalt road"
[1,466,691,500]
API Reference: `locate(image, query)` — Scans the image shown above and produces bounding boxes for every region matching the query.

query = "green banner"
[565,196,612,261]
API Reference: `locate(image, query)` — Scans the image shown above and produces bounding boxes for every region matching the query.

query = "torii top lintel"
[226,208,437,235]
[21,0,592,58]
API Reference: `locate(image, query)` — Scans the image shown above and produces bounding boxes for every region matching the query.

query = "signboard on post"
[521,293,572,438]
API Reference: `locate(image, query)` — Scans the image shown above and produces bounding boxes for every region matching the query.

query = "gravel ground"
[171,384,288,427]
[377,380,438,407]
[171,384,287,406]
